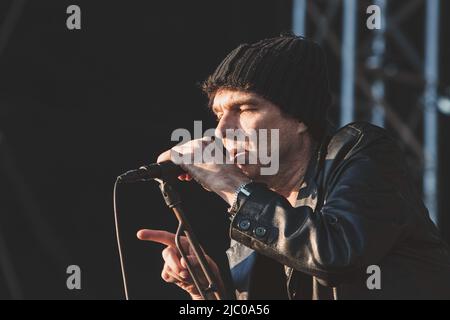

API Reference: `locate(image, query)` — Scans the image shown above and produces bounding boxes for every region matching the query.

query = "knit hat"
[202,34,332,141]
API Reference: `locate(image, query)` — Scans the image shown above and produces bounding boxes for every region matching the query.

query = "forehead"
[211,89,263,112]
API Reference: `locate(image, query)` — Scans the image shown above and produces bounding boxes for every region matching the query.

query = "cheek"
[239,111,278,132]
[269,120,299,152]
[238,114,261,131]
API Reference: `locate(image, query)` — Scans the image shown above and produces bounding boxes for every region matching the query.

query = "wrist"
[216,174,252,206]
[227,180,253,214]
[227,181,268,216]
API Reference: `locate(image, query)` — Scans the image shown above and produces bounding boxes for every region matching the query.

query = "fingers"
[137,230,193,279]
[161,247,190,283]
[162,246,182,274]
[161,264,200,297]
[180,255,203,270]
[137,229,175,246]
[161,264,188,283]
[157,150,193,181]
[138,228,216,296]
[170,137,214,166]
[137,229,206,266]
[137,229,190,251]
[157,150,172,164]
[162,254,221,299]
[179,255,218,288]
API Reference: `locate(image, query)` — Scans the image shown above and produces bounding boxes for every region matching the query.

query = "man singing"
[137,35,450,299]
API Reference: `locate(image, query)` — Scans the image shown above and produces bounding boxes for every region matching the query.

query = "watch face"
[241,187,251,196]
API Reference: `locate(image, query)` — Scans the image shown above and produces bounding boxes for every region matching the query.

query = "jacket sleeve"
[229,138,413,286]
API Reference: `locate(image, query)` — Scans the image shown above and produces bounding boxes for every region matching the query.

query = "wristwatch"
[228,180,255,215]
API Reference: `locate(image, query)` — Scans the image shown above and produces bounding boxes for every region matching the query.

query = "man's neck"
[264,136,315,206]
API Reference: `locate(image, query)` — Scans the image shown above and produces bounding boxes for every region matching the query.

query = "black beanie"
[202,34,332,141]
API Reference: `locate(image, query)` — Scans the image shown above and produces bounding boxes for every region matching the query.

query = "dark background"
[0,0,449,299]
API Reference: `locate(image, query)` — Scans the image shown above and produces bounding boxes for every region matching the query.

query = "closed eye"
[239,107,257,115]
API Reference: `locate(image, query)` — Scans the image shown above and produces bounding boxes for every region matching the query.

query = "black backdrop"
[0,0,292,299]
[0,0,449,299]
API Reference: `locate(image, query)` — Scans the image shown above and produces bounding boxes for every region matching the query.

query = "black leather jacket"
[227,122,450,299]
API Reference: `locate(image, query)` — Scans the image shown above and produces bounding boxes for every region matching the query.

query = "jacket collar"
[295,122,335,211]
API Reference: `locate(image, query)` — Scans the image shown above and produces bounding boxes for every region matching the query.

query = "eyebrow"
[211,97,260,114]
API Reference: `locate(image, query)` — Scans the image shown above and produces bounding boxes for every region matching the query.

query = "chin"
[237,164,261,180]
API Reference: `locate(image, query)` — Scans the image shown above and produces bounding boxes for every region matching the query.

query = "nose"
[214,111,238,139]
[214,112,241,155]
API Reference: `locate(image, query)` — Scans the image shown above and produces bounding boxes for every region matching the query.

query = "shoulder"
[326,121,397,161]
[319,121,406,189]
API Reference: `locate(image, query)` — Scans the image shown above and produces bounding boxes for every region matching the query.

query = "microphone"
[117,161,184,183]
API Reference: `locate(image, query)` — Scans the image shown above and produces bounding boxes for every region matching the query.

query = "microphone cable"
[113,177,130,300]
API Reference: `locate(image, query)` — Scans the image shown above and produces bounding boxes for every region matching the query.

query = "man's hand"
[157,138,251,206]
[137,229,226,300]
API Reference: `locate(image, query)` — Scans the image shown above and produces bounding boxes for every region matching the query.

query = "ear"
[297,122,308,134]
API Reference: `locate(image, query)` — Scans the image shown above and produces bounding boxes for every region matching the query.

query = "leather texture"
[228,121,450,299]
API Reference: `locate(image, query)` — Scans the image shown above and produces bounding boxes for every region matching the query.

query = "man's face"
[211,88,307,179]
